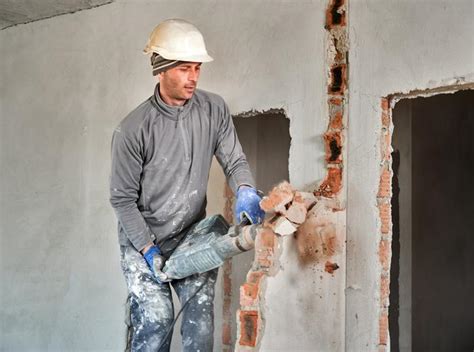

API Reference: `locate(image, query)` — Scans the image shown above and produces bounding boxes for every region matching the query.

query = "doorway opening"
[222,110,291,346]
[390,89,474,351]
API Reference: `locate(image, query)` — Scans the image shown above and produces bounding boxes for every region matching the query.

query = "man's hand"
[234,186,265,225]
[142,245,169,283]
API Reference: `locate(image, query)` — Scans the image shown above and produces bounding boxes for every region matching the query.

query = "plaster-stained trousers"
[120,221,219,352]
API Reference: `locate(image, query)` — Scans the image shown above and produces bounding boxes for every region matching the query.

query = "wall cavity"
[233,0,349,349]
[376,83,474,350]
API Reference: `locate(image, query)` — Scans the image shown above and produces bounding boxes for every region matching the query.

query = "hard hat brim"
[143,46,213,63]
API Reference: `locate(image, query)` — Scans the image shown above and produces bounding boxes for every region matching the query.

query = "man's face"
[158,62,201,106]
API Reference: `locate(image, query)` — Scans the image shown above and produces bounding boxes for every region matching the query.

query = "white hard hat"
[143,19,213,63]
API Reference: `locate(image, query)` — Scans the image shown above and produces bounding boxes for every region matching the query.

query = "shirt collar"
[151,84,194,120]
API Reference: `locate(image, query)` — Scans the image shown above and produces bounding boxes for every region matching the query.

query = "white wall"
[0,1,329,351]
[347,0,474,350]
[3,0,471,350]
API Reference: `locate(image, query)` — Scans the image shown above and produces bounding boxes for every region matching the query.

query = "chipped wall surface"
[0,0,328,350]
[347,1,474,350]
[2,0,473,350]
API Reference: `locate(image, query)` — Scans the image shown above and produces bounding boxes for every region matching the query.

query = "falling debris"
[259,181,343,266]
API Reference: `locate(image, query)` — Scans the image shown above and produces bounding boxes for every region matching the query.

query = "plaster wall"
[347,1,474,350]
[0,1,329,350]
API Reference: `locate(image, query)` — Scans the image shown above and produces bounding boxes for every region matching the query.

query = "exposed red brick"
[223,183,234,223]
[325,0,346,29]
[259,181,294,213]
[238,310,259,347]
[256,227,276,249]
[325,261,339,274]
[379,240,390,272]
[222,184,234,348]
[377,166,392,198]
[315,167,342,197]
[378,202,391,234]
[247,271,265,284]
[329,96,343,106]
[329,110,343,130]
[222,324,231,347]
[379,313,389,345]
[255,248,274,270]
[381,131,392,162]
[381,98,389,113]
[382,112,390,128]
[380,274,390,304]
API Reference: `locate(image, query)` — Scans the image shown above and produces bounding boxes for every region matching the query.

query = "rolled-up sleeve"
[214,103,255,193]
[109,127,152,251]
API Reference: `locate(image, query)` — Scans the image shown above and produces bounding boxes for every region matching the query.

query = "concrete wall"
[347,0,474,350]
[2,0,473,350]
[0,1,329,351]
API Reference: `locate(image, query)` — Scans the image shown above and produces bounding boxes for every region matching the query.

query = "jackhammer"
[161,214,260,280]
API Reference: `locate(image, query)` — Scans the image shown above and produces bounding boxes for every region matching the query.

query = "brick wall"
[377,98,393,351]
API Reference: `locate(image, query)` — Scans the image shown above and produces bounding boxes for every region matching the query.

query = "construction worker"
[109,19,264,352]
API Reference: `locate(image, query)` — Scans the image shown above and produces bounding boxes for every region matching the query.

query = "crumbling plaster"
[347,1,474,350]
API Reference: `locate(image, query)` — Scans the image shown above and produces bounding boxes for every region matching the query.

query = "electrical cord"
[157,273,211,352]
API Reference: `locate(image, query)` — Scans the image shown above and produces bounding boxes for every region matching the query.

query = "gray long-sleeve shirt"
[110,84,255,251]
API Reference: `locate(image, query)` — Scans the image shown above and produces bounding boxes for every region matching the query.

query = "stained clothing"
[110,84,254,251]
[122,250,218,352]
[121,216,227,352]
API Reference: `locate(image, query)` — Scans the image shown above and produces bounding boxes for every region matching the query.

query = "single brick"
[222,324,232,346]
[377,166,392,198]
[240,283,259,307]
[238,310,259,347]
[259,181,294,212]
[381,131,392,162]
[329,110,343,130]
[379,240,391,271]
[285,201,307,224]
[329,96,343,106]
[380,273,390,305]
[378,202,391,234]
[379,313,389,345]
[272,217,298,235]
[315,167,342,197]
[256,227,276,249]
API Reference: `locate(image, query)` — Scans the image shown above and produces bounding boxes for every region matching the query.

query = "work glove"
[234,186,265,225]
[143,245,169,283]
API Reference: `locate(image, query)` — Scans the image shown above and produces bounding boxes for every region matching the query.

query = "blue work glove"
[143,245,169,283]
[234,186,265,225]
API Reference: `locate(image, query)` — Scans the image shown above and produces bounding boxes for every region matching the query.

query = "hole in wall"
[390,89,474,351]
[233,111,291,193]
[223,110,291,345]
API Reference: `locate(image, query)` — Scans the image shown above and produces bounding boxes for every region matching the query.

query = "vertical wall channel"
[231,0,349,350]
